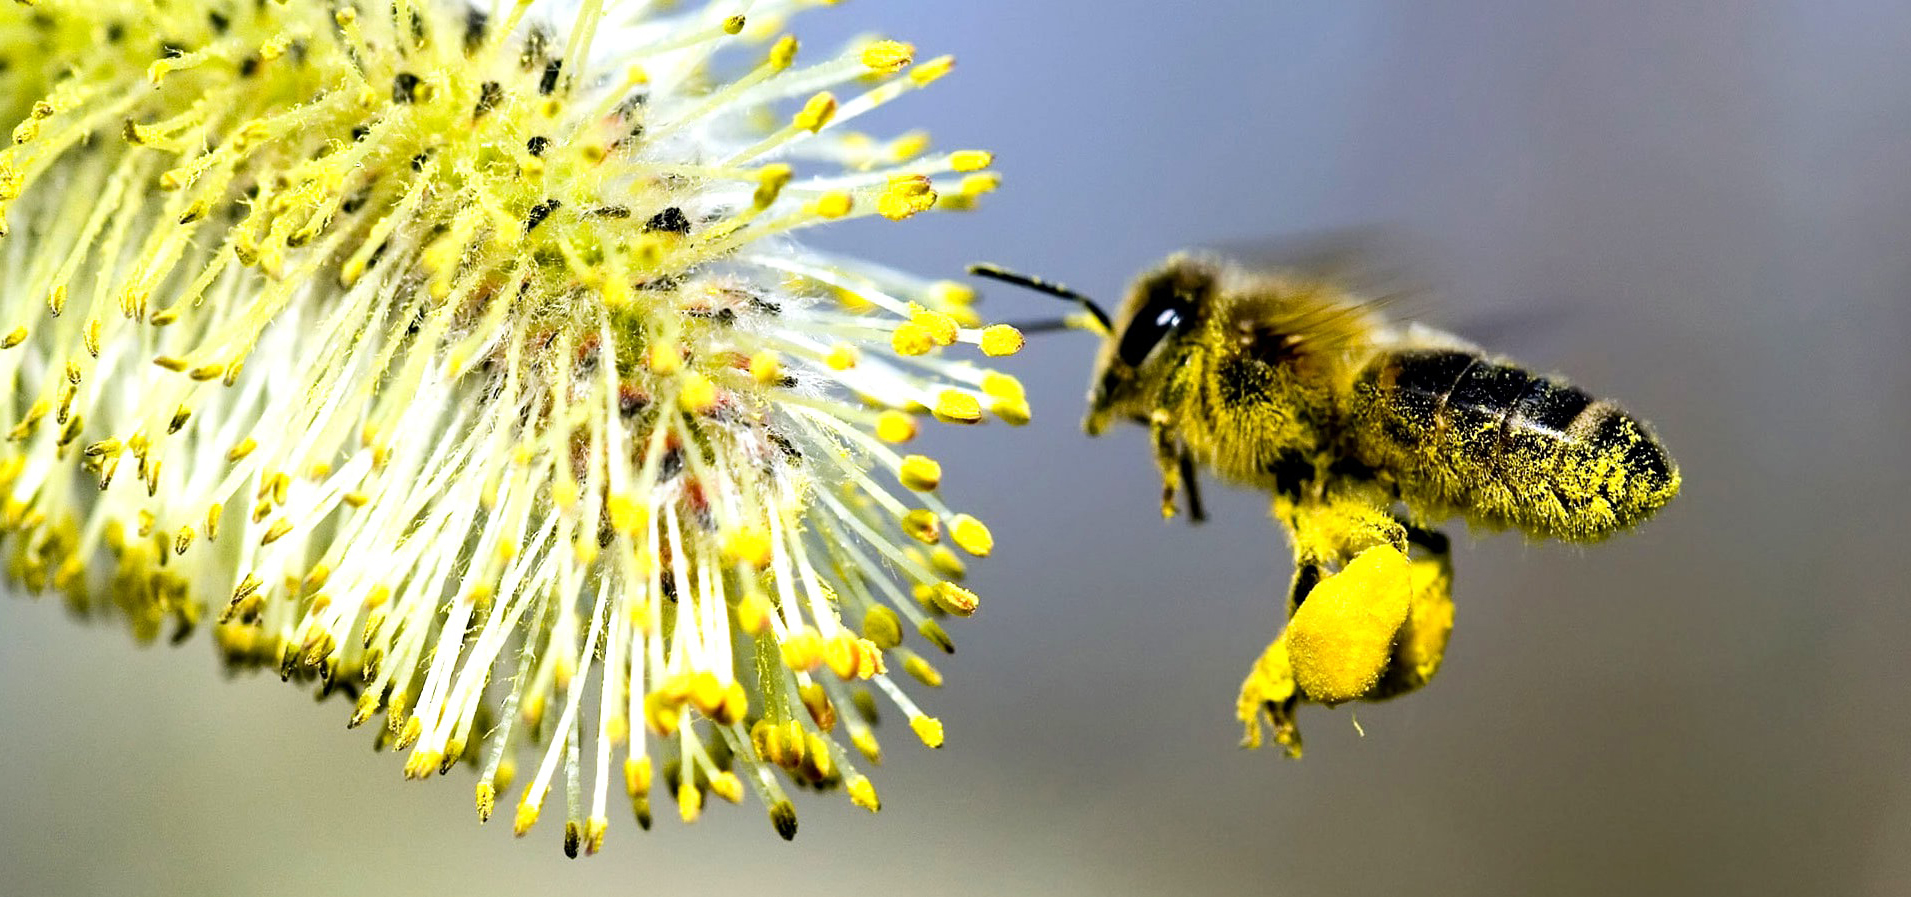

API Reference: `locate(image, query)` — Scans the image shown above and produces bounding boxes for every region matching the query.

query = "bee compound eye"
[1115,290,1193,367]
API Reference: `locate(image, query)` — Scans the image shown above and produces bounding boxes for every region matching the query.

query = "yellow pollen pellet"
[825,344,858,370]
[898,455,941,491]
[950,150,994,172]
[933,390,982,423]
[795,92,837,132]
[861,40,916,73]
[889,322,935,356]
[877,175,937,221]
[980,324,1026,357]
[929,581,978,617]
[949,514,993,556]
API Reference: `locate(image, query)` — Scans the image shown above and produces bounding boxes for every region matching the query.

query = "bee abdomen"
[1353,349,1679,540]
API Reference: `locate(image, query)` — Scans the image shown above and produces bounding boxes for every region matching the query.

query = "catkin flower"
[0,0,1022,854]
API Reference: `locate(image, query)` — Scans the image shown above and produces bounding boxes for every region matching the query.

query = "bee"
[971,252,1680,755]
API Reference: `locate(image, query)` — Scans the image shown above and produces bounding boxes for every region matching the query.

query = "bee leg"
[1149,409,1184,519]
[1236,628,1304,757]
[1367,522,1456,702]
[1177,450,1208,523]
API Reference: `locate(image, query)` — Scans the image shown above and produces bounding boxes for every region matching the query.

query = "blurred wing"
[1205,227,1576,360]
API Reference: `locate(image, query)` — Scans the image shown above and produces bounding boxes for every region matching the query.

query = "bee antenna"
[968,263,1113,336]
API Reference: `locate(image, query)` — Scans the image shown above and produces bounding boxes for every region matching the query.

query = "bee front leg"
[1149,409,1184,519]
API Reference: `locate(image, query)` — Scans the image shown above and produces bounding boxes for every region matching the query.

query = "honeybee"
[971,252,1680,756]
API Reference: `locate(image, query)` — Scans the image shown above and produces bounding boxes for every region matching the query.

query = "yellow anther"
[903,654,943,687]
[949,514,993,556]
[847,776,881,812]
[853,607,900,653]
[950,150,994,172]
[0,327,25,349]
[852,730,882,763]
[909,55,957,87]
[717,681,749,725]
[767,35,799,71]
[891,131,932,161]
[980,324,1026,357]
[875,410,917,443]
[624,755,653,797]
[898,455,941,491]
[900,508,940,544]
[648,342,683,375]
[861,40,916,73]
[688,671,725,717]
[910,308,959,345]
[908,715,945,748]
[877,175,937,220]
[513,795,542,836]
[709,771,745,804]
[812,191,853,219]
[677,782,703,823]
[933,390,982,423]
[677,371,719,413]
[980,371,1026,400]
[990,396,1033,426]
[749,350,782,384]
[722,14,747,34]
[780,626,824,672]
[958,172,1003,198]
[737,591,774,636]
[795,92,837,132]
[929,581,978,617]
[825,344,858,370]
[607,493,647,534]
[721,525,773,568]
[754,163,794,208]
[889,322,935,356]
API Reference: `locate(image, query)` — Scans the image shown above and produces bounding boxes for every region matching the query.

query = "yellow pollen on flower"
[898,455,942,491]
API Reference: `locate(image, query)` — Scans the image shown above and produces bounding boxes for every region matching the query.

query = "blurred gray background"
[5,2,1910,895]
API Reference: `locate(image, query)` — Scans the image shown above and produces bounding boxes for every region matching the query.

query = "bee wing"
[1207,227,1575,359]
[1203,226,1431,309]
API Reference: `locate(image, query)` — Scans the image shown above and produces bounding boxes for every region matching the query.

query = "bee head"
[1083,255,1219,435]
